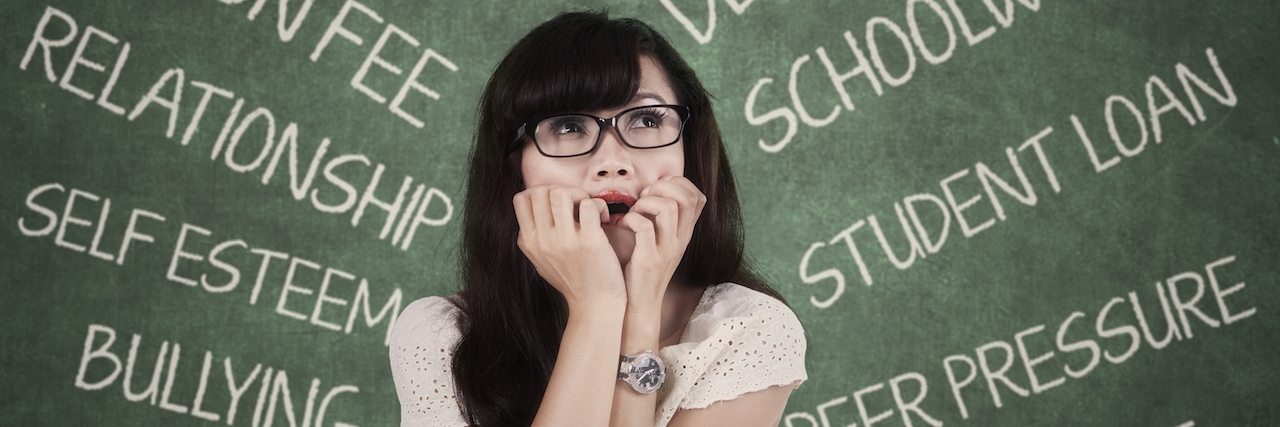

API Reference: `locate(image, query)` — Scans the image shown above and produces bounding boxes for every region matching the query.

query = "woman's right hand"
[514,185,627,308]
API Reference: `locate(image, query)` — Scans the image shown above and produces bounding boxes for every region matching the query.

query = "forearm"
[533,301,627,427]
[610,308,662,427]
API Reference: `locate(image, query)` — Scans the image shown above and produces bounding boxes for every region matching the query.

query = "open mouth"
[607,202,630,215]
[596,190,637,224]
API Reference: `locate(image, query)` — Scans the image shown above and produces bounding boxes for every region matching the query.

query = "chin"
[612,243,633,267]
[605,228,634,267]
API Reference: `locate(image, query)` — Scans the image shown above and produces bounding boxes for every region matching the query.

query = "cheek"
[663,143,687,177]
[521,146,589,188]
[519,146,535,186]
[520,144,554,187]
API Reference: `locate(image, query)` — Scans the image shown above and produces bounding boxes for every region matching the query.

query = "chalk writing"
[17,183,404,345]
[75,323,360,426]
[217,0,459,128]
[19,6,453,250]
[785,254,1257,426]
[798,48,1235,309]
[658,0,757,45]
[744,0,1042,152]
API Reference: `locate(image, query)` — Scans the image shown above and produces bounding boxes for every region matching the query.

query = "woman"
[390,10,806,427]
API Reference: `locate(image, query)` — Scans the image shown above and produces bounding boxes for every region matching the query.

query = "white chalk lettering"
[800,49,1235,308]
[308,0,457,127]
[744,77,799,152]
[800,127,1060,306]
[72,323,360,426]
[658,0,758,45]
[18,9,456,250]
[747,0,1039,152]
[17,183,166,266]
[1073,48,1234,173]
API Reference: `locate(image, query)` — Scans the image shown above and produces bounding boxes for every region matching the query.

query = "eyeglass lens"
[532,106,683,157]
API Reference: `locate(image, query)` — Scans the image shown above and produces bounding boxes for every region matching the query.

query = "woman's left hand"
[615,176,706,313]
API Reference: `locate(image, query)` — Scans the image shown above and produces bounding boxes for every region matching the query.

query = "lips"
[595,190,637,223]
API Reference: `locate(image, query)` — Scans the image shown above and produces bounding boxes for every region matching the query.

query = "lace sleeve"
[656,284,808,424]
[389,297,468,427]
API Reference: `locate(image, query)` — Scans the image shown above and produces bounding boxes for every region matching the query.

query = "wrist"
[624,287,665,315]
[620,310,661,354]
[617,350,665,395]
[561,278,627,313]
[566,296,626,325]
[624,301,662,320]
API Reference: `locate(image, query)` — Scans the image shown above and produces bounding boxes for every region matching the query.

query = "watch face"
[634,356,664,390]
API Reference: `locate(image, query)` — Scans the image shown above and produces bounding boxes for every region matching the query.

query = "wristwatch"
[618,350,665,394]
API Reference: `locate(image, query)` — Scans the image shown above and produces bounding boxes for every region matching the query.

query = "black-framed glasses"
[515,104,690,158]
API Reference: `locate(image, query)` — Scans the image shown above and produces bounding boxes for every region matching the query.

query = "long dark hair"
[452,10,781,426]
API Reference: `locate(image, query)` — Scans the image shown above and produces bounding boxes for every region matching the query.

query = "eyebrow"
[631,91,667,104]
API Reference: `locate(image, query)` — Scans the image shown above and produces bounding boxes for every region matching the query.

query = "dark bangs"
[491,12,649,152]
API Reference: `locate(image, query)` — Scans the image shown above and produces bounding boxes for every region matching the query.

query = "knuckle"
[678,193,693,205]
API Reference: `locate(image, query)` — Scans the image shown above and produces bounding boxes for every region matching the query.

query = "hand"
[616,177,706,313]
[514,185,626,308]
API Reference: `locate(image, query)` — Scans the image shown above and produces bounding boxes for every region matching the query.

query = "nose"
[592,127,632,178]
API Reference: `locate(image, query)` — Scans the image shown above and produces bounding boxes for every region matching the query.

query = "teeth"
[607,202,630,215]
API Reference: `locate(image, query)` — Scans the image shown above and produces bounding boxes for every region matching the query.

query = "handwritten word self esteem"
[746,0,1043,152]
[17,183,403,345]
[784,255,1257,426]
[799,48,1235,309]
[75,323,360,427]
[18,5,452,251]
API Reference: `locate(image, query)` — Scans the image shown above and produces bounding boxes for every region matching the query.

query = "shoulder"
[389,296,468,427]
[702,283,805,330]
[695,283,807,370]
[693,283,807,355]
[657,283,807,419]
[390,295,464,346]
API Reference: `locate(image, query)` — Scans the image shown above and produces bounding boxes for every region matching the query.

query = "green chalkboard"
[2,0,1277,426]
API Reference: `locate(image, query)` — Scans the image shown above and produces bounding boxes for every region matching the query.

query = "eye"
[557,123,580,134]
[545,116,591,136]
[627,108,668,130]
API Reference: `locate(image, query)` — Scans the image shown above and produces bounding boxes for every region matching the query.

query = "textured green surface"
[2,1,1277,426]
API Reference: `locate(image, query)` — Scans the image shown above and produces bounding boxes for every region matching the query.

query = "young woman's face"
[520,55,686,265]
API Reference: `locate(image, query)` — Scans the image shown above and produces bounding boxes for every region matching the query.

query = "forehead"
[630,56,678,107]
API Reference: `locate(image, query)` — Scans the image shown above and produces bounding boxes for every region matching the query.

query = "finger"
[513,206,535,259]
[513,192,536,237]
[618,211,656,252]
[554,186,596,227]
[643,178,705,238]
[629,196,679,247]
[646,177,703,207]
[528,186,555,229]
[579,198,608,231]
[548,187,578,231]
[643,178,699,209]
[639,175,684,196]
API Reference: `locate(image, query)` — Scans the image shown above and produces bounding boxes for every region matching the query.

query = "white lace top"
[389,283,807,427]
